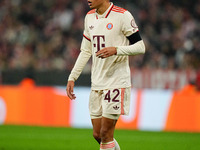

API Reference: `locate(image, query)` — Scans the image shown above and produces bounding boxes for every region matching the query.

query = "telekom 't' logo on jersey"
[93,35,105,52]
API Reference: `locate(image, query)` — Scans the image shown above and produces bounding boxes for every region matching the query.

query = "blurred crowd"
[0,0,200,72]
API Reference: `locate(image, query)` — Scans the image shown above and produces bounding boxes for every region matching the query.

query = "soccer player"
[66,0,145,149]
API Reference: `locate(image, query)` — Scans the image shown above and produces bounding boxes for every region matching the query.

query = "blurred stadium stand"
[0,0,199,88]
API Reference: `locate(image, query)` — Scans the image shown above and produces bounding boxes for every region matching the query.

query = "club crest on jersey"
[106,23,113,30]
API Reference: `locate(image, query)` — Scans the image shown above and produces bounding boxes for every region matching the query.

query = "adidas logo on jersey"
[89,25,94,30]
[113,106,120,110]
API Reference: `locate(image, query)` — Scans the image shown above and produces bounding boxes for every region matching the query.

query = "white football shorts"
[89,87,131,120]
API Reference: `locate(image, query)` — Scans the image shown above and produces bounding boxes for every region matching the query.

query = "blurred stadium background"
[0,0,200,149]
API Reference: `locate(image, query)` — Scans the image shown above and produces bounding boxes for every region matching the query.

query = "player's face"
[87,0,107,9]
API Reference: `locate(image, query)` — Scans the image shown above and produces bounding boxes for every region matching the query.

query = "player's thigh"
[91,117,118,133]
[101,117,117,131]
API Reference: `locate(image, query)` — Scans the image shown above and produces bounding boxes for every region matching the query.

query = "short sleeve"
[122,11,139,37]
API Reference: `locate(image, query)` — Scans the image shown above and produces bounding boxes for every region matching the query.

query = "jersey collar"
[96,2,114,19]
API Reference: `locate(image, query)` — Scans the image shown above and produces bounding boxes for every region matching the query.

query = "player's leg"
[100,87,131,150]
[100,116,117,143]
[92,116,120,150]
[91,118,102,144]
[100,115,120,150]
[89,90,103,144]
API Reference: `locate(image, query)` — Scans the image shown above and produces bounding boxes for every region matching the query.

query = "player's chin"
[89,3,96,9]
[89,5,94,9]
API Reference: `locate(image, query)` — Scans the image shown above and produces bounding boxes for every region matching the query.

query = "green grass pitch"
[0,125,200,150]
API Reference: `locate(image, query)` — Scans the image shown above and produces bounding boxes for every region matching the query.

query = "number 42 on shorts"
[104,89,120,103]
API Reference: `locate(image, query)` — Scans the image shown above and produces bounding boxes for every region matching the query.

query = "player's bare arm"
[96,47,117,58]
[66,81,76,100]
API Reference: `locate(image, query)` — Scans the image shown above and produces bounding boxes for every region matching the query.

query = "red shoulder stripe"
[113,7,126,12]
[112,10,126,14]
[87,9,95,14]
[112,6,127,13]
[113,6,127,11]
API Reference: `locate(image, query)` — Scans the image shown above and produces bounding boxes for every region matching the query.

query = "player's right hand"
[66,81,76,100]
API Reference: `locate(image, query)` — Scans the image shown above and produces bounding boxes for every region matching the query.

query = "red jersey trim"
[87,9,95,14]
[112,6,127,14]
[121,88,125,115]
[105,4,114,18]
[83,34,91,42]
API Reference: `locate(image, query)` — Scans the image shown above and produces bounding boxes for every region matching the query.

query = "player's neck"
[96,2,111,15]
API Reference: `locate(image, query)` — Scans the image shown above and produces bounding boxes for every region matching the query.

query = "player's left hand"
[96,47,117,58]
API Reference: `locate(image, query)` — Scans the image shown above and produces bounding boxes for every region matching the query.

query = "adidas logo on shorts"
[113,106,119,110]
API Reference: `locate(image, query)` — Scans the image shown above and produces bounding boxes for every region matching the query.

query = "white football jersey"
[80,3,139,90]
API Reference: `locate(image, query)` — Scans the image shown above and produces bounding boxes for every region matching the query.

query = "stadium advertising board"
[0,79,200,132]
[0,97,6,124]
